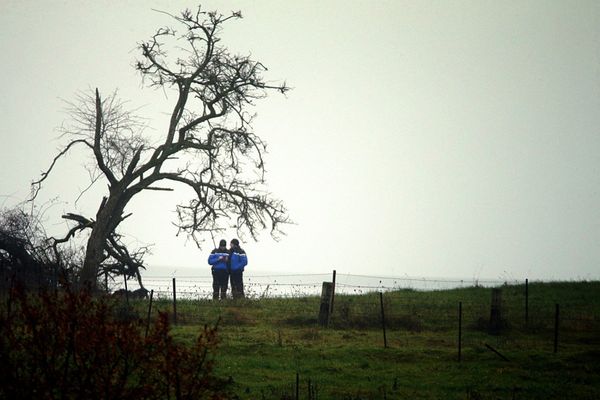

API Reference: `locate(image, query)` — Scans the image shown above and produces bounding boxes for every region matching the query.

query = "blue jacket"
[228,247,248,272]
[208,248,229,271]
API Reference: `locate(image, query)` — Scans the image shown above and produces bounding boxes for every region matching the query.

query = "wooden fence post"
[554,303,559,353]
[489,288,503,334]
[458,301,462,362]
[525,278,529,327]
[379,291,388,348]
[145,289,154,338]
[172,278,177,325]
[328,269,336,326]
[318,282,333,327]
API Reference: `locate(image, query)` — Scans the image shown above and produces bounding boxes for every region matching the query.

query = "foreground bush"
[0,285,228,399]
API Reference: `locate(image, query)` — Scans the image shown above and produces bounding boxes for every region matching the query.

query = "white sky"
[1,0,599,281]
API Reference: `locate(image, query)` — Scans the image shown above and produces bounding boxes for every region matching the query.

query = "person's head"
[230,238,239,248]
[218,239,227,248]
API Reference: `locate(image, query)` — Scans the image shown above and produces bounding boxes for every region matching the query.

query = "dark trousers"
[230,270,245,299]
[212,269,229,300]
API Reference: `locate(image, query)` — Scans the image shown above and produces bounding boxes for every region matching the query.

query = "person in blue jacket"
[208,239,229,300]
[227,238,248,299]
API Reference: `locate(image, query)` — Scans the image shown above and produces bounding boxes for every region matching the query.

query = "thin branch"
[74,171,102,207]
[30,139,93,201]
[93,89,118,186]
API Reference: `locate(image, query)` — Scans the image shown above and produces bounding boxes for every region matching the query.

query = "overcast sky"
[1,1,599,281]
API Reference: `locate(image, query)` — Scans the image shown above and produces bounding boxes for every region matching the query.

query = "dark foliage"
[0,206,61,292]
[0,204,148,293]
[0,285,229,399]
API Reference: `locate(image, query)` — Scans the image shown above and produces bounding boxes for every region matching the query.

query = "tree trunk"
[80,192,127,289]
[80,228,109,289]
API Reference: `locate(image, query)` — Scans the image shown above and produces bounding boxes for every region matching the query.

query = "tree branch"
[30,139,93,201]
[94,89,118,186]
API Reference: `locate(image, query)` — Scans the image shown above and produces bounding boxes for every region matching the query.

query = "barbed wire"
[335,273,511,284]
[112,272,528,300]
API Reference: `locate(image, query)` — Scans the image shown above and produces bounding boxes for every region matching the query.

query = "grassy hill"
[140,281,600,399]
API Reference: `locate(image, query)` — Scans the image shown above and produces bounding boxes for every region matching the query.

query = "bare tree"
[31,7,289,289]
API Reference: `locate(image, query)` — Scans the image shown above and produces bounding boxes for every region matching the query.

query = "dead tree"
[31,7,289,289]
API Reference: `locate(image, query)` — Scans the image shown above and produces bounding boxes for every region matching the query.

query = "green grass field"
[139,281,600,399]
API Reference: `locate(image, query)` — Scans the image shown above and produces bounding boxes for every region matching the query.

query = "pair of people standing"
[208,238,248,300]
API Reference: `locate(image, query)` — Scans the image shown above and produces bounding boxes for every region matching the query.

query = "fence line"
[111,272,521,299]
[3,268,597,360]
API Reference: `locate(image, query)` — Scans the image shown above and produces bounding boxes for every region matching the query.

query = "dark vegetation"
[0,205,70,292]
[0,204,144,293]
[0,284,227,399]
[0,203,229,398]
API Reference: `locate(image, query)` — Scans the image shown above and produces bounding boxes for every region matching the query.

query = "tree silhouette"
[31,6,289,289]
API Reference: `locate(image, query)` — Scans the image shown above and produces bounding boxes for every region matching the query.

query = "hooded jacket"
[228,246,248,272]
[208,246,229,271]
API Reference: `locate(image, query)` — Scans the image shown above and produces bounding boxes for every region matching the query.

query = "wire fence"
[3,267,597,353]
[105,272,600,357]
[111,272,514,300]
